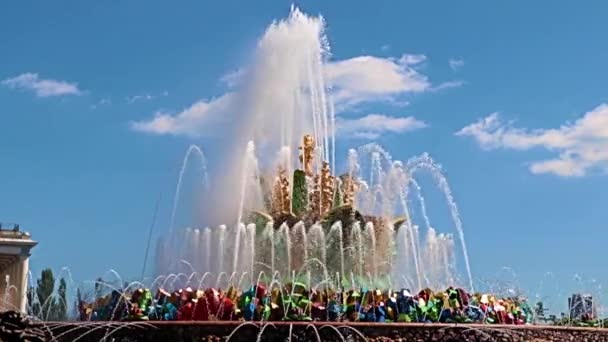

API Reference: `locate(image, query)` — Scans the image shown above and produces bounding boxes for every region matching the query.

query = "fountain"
[156,132,471,293]
[154,6,473,295]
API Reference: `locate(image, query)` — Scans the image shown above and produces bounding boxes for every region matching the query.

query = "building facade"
[0,224,37,313]
[568,293,596,320]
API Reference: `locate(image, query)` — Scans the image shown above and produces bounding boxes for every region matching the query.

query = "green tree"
[33,269,56,319]
[94,277,103,300]
[73,287,83,320]
[30,268,68,321]
[54,278,67,321]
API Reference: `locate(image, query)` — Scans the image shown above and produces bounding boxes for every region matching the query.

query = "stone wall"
[42,321,608,342]
[0,311,45,342]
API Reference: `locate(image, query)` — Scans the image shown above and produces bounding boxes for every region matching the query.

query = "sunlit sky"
[2,1,608,309]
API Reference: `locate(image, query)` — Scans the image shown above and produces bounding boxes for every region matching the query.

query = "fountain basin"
[42,320,608,342]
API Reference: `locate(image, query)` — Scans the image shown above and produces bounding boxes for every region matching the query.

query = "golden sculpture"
[271,166,291,215]
[310,161,335,217]
[320,161,335,214]
[299,134,315,177]
[341,174,357,207]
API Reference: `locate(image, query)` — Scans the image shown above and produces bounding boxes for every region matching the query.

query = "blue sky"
[2,1,608,306]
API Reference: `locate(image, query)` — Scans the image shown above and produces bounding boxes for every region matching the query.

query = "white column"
[9,265,15,311]
[18,256,29,313]
[0,272,6,311]
[1,261,18,312]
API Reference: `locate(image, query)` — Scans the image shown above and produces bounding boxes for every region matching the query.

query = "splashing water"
[155,7,473,293]
[169,145,208,232]
[406,152,474,292]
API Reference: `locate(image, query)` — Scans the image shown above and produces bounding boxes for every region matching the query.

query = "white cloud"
[431,80,465,92]
[126,91,168,104]
[130,93,236,137]
[325,54,431,110]
[1,73,82,97]
[337,113,427,139]
[449,58,464,71]
[126,94,153,104]
[90,98,111,110]
[220,68,246,88]
[456,104,608,176]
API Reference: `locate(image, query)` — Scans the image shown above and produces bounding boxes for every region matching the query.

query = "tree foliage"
[29,268,67,321]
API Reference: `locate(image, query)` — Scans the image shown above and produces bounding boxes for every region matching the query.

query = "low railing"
[0,223,20,231]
